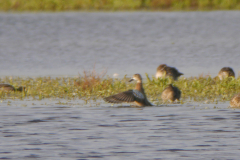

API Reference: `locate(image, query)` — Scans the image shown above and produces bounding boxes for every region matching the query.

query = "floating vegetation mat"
[0,70,239,105]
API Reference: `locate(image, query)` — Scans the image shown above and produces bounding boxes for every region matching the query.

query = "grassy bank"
[0,70,240,105]
[1,0,240,11]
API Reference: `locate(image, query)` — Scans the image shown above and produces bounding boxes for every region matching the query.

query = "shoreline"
[1,0,240,12]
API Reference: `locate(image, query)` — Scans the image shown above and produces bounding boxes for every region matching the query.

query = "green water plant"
[0,71,240,104]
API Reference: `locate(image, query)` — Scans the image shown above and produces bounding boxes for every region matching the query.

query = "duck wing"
[104,90,145,103]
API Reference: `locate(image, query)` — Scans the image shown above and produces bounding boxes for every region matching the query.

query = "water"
[0,11,239,77]
[0,11,240,159]
[0,100,239,159]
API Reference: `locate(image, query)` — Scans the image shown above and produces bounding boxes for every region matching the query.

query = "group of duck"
[104,64,240,108]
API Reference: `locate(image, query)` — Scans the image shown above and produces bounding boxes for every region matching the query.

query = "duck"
[230,93,240,108]
[104,74,153,106]
[217,67,235,80]
[161,84,181,102]
[0,84,25,92]
[156,64,183,80]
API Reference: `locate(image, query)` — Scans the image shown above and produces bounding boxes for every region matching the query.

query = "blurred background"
[1,0,240,11]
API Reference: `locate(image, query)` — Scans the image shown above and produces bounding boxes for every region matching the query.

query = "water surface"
[0,100,239,159]
[0,11,239,77]
[0,11,240,159]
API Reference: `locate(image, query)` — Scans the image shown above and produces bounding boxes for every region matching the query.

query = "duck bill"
[129,78,134,82]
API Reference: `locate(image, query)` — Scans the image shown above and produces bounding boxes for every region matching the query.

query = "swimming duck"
[156,64,183,80]
[104,74,153,106]
[217,67,235,80]
[0,84,25,92]
[161,84,181,102]
[230,93,240,108]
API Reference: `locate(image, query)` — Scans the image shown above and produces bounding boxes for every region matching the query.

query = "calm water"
[0,11,239,77]
[1,11,240,159]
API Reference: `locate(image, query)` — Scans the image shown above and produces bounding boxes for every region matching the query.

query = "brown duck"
[104,74,152,106]
[230,93,240,108]
[0,84,25,92]
[161,84,181,102]
[217,67,235,80]
[156,64,183,80]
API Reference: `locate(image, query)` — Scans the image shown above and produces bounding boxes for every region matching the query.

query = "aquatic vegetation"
[1,0,240,11]
[0,72,240,105]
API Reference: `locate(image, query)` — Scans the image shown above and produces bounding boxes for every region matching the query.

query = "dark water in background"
[0,11,239,78]
[1,11,240,159]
